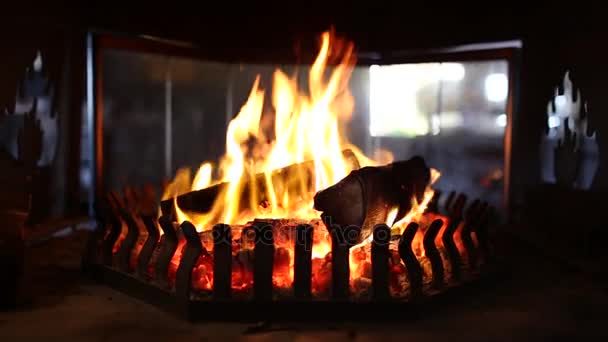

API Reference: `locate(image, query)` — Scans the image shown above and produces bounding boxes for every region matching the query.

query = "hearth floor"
[1,227,607,341]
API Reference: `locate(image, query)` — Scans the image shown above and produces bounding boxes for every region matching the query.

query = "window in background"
[367,60,509,209]
[369,61,508,138]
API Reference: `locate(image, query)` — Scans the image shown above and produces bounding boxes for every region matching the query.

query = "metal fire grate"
[83,190,498,321]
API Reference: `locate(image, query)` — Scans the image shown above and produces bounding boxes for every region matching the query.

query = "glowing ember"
[155,30,441,296]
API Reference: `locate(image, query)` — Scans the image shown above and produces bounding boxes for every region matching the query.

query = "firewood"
[160,149,360,217]
[311,255,332,295]
[273,247,291,275]
[313,156,431,247]
[352,277,372,294]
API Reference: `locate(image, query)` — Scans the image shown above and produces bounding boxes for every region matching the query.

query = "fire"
[348,168,440,285]
[192,163,213,191]
[390,168,440,260]
[163,30,384,230]
[159,30,441,296]
[392,168,441,234]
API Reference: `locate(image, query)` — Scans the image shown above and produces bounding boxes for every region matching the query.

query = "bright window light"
[439,63,465,81]
[485,73,508,102]
[431,114,441,135]
[495,113,507,127]
[369,60,508,137]
[369,64,434,137]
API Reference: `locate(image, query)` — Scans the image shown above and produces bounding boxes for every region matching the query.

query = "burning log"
[313,156,431,246]
[274,247,291,275]
[311,251,333,296]
[160,149,360,218]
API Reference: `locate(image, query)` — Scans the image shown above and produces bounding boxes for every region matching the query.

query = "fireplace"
[76,29,512,320]
[5,9,608,339]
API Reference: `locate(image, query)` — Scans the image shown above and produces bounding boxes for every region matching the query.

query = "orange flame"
[393,168,441,233]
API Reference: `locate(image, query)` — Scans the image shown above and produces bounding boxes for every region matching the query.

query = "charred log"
[160,149,360,218]
[314,156,431,246]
